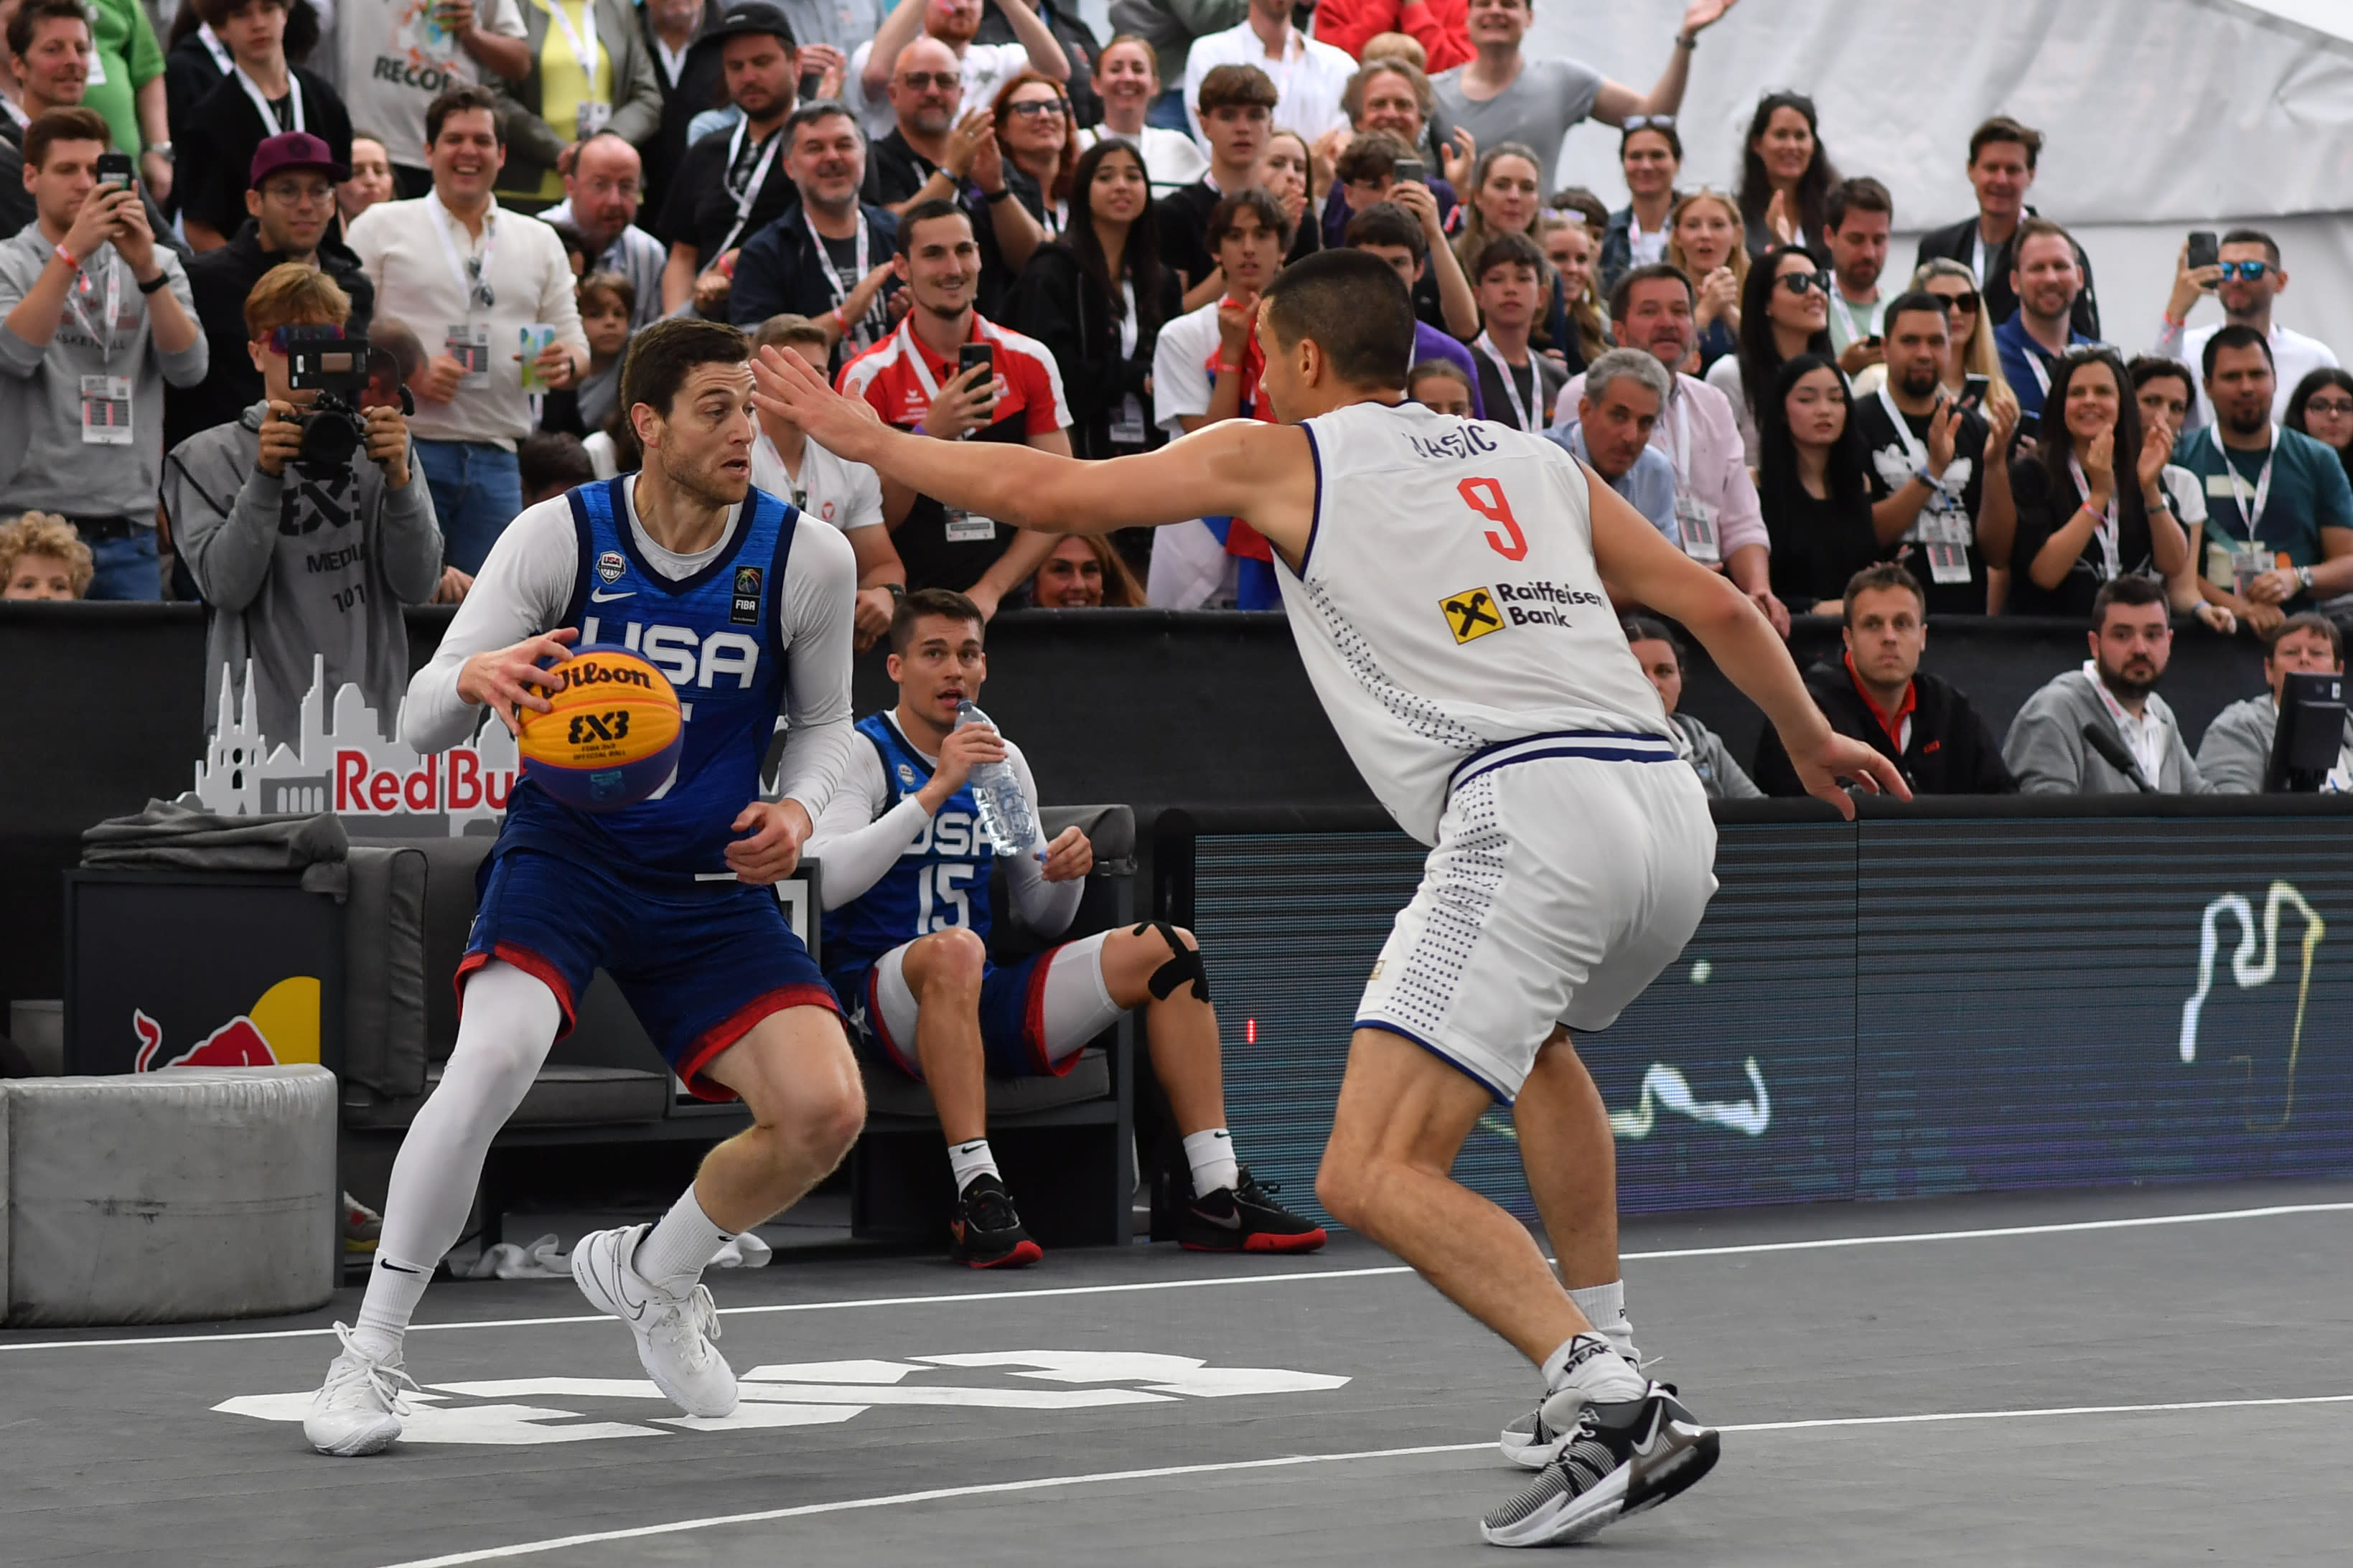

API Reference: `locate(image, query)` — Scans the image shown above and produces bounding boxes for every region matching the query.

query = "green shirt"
[83,0,164,158]
[2171,423,2353,581]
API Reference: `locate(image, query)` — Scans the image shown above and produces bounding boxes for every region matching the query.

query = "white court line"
[8,1199,2351,1355]
[380,1394,2353,1567]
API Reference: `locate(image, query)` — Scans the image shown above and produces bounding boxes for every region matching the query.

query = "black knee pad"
[1133,921,1210,1003]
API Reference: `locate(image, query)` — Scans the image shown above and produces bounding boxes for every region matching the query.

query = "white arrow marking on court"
[916,1351,1352,1397]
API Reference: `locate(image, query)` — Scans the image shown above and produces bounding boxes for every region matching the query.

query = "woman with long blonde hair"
[1909,257,2022,433]
[1665,188,1747,375]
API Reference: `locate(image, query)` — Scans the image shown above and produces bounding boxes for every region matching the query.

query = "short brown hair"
[1334,130,1413,187]
[1341,57,1432,125]
[2265,611,2344,665]
[1968,116,2043,170]
[621,316,748,421]
[1473,230,1545,284]
[1843,563,1925,623]
[0,510,92,595]
[2011,215,2075,263]
[243,263,351,337]
[1207,186,1291,250]
[7,0,88,60]
[889,586,983,654]
[425,84,504,147]
[753,312,828,354]
[23,105,109,170]
[1195,62,1276,115]
[576,269,637,321]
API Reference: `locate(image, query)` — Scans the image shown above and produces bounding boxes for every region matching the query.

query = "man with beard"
[1993,217,2094,430]
[2155,228,2341,433]
[542,133,667,329]
[861,35,965,216]
[727,102,899,360]
[2171,326,2353,634]
[836,199,1068,613]
[654,4,805,318]
[1855,292,2016,615]
[2003,575,2207,794]
[848,0,1067,146]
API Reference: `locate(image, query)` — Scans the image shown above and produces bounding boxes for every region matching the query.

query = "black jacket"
[1914,208,2100,341]
[973,0,1103,126]
[726,197,901,336]
[640,0,728,224]
[1752,658,2017,797]
[1007,241,1180,459]
[176,65,353,243]
[165,220,376,456]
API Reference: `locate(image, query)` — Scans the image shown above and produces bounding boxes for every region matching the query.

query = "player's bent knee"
[1121,920,1210,1005]
[909,928,987,996]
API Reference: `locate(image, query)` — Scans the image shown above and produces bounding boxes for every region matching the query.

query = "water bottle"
[955,700,1047,862]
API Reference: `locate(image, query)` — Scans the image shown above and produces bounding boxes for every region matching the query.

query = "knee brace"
[1134,921,1210,1003]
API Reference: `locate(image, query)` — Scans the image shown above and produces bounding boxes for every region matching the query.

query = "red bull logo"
[131,977,321,1072]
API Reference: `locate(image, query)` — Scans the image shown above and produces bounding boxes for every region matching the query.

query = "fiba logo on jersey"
[596,550,626,583]
[1441,586,1505,644]
[731,566,763,626]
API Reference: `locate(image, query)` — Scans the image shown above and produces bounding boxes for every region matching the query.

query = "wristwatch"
[145,142,173,162]
[2297,565,2316,592]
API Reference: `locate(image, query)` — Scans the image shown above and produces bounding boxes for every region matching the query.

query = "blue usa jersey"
[823,713,996,967]
[498,478,801,879]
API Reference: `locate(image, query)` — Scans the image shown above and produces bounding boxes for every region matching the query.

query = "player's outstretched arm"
[752,346,1317,558]
[1584,462,1912,820]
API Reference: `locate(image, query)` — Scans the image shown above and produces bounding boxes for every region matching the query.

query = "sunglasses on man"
[2217,260,2271,282]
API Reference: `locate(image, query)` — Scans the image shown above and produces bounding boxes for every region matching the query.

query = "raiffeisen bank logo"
[192,657,520,837]
[2180,882,2325,1131]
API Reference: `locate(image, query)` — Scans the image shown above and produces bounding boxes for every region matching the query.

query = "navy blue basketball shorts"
[827,930,1123,1083]
[458,848,842,1102]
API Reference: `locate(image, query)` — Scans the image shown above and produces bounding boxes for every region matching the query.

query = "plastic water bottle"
[955,700,1047,862]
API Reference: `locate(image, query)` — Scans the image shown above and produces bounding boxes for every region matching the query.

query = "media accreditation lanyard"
[67,246,128,444]
[1471,331,1533,432]
[431,196,497,388]
[808,207,881,347]
[232,63,304,135]
[716,119,783,256]
[2082,660,2166,785]
[1664,388,1718,564]
[2205,421,2281,593]
[2066,453,2123,581]
[899,318,996,544]
[539,0,612,137]
[1877,384,1972,584]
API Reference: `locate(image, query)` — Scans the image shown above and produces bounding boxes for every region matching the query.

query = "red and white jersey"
[835,312,1071,438]
[1281,399,1678,845]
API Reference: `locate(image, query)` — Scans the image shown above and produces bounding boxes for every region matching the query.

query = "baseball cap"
[250,131,350,187]
[688,1,800,60]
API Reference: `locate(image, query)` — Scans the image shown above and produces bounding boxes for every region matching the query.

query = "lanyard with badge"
[1472,332,1534,431]
[1108,278,1146,446]
[807,207,880,346]
[2204,420,2281,596]
[68,250,130,444]
[232,63,304,134]
[716,120,783,255]
[901,320,998,543]
[431,198,495,388]
[1665,392,1720,563]
[198,23,234,74]
[2082,662,2166,784]
[2066,454,2123,581]
[1878,385,1973,583]
[538,0,612,138]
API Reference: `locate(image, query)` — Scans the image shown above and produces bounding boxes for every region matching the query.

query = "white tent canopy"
[1530,0,2353,371]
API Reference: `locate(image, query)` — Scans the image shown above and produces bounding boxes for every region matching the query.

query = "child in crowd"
[518,431,596,508]
[0,512,91,600]
[1408,358,1475,418]
[574,272,635,435]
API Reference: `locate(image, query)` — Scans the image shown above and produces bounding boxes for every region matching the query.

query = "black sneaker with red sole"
[1178,1166,1328,1253]
[949,1173,1044,1268]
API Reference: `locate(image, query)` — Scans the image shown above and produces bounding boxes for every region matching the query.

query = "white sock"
[1542,1331,1647,1404]
[631,1186,732,1297]
[350,1254,431,1363]
[1184,1128,1240,1196]
[948,1137,999,1191]
[1567,1280,1634,1361]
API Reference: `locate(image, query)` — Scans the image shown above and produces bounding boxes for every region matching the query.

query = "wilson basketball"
[517,647,684,812]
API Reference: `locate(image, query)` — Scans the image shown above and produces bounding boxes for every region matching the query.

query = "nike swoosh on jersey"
[589,588,635,601]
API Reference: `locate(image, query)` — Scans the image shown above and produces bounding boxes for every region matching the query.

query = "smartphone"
[95,151,134,192]
[1864,334,1884,349]
[2187,230,2219,273]
[1393,156,1426,187]
[1961,373,1991,410]
[958,342,995,402]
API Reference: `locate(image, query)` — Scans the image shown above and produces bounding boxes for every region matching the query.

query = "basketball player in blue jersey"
[755,253,1909,1546]
[302,319,864,1457]
[807,587,1327,1267]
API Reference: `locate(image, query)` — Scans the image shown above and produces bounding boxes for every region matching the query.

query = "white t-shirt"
[339,0,529,169]
[1151,297,1222,437]
[1182,23,1353,146]
[751,431,886,532]
[846,37,1032,144]
[1075,125,1208,197]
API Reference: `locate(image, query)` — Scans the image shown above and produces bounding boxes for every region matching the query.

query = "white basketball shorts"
[1354,738,1718,1102]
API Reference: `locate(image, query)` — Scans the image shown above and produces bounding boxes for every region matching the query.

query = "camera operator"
[166,263,441,741]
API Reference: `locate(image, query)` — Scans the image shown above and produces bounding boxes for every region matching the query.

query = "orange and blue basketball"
[517,647,683,812]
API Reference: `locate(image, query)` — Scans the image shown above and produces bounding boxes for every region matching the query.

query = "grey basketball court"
[6,1178,2347,1566]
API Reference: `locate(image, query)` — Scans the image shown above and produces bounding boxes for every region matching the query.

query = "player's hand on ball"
[727,798,812,883]
[1791,732,1912,819]
[1040,825,1091,882]
[457,627,579,735]
[918,721,1006,809]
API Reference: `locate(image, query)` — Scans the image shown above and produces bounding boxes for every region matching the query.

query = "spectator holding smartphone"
[2154,228,2340,433]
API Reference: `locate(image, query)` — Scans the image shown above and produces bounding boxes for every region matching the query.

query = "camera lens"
[296,405,363,469]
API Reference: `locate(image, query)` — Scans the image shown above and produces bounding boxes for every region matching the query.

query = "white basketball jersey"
[1278,400,1677,845]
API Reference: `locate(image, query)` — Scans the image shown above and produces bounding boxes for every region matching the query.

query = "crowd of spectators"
[1,0,2349,797]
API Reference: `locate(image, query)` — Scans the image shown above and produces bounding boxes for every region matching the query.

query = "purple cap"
[250,131,350,187]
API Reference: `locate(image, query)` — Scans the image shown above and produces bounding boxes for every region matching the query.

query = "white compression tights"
[372,959,561,1280]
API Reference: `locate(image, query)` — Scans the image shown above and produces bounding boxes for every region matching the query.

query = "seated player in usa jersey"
[302,319,865,1458]
[807,587,1326,1267]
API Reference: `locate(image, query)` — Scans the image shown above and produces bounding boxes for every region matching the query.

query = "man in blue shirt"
[1546,347,1679,542]
[1993,217,2094,429]
[2170,324,2353,634]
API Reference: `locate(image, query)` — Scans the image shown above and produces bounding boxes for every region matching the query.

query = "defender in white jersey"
[754,251,1908,1548]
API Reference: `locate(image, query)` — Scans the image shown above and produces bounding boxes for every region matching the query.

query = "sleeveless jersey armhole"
[558,482,600,632]
[1295,421,1327,576]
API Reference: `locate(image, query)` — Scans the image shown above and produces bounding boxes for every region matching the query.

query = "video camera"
[281,327,414,469]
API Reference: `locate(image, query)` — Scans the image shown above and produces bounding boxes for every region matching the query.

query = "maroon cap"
[250,131,350,187]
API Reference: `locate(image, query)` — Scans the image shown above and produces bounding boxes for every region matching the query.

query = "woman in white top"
[1074,34,1206,197]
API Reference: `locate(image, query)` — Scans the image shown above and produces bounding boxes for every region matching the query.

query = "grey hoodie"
[2196,693,2353,794]
[1672,711,1763,800]
[166,401,442,741]
[2002,665,2206,794]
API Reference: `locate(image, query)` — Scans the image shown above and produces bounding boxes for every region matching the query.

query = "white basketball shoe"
[570,1224,738,1418]
[304,1323,419,1456]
